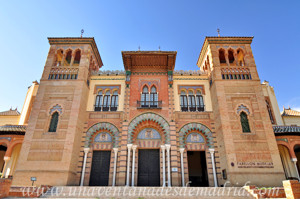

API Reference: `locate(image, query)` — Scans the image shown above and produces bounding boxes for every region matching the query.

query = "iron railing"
[94,105,118,112]
[137,101,162,109]
[181,105,205,112]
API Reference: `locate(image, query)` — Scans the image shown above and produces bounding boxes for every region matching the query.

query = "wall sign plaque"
[237,162,274,168]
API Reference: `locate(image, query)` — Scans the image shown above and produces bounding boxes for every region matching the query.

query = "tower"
[12,37,103,186]
[197,37,285,186]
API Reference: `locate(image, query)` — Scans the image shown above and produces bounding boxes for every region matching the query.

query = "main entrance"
[89,151,111,186]
[138,149,160,186]
[187,151,208,186]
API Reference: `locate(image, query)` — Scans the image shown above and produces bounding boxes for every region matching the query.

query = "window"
[150,86,158,107]
[49,112,59,132]
[228,50,235,63]
[196,91,205,112]
[180,91,188,111]
[103,91,111,111]
[240,112,250,133]
[266,100,275,124]
[74,50,81,65]
[65,50,72,65]
[188,91,196,112]
[110,91,119,111]
[219,49,226,64]
[95,91,103,111]
[141,86,149,107]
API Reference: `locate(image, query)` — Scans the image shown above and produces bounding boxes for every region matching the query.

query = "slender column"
[179,148,185,187]
[80,148,90,186]
[165,144,171,187]
[126,144,132,186]
[292,158,300,180]
[112,148,118,186]
[1,156,10,178]
[131,145,137,187]
[209,148,218,187]
[161,145,166,187]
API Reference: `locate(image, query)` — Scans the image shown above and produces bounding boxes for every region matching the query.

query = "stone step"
[38,186,256,199]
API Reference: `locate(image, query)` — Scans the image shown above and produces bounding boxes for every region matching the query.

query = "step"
[37,186,256,199]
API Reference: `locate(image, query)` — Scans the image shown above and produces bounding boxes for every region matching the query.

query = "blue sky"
[0,1,299,112]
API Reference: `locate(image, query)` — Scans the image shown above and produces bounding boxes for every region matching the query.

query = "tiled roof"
[282,108,300,117]
[273,126,300,134]
[0,108,20,116]
[0,125,26,132]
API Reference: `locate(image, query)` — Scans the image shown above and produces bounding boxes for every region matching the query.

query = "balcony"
[181,105,205,112]
[94,105,118,112]
[137,101,162,109]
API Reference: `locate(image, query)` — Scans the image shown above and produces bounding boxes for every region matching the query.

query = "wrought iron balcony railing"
[137,101,162,109]
[94,105,118,112]
[181,105,205,112]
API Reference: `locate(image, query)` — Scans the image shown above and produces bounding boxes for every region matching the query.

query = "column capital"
[179,147,185,153]
[127,144,133,149]
[292,158,298,162]
[83,148,90,153]
[209,148,215,153]
[3,156,10,161]
[113,148,119,153]
[165,144,171,150]
[132,145,137,151]
[161,145,166,150]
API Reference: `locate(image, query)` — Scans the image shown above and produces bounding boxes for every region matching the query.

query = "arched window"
[237,49,244,66]
[110,91,119,111]
[240,112,250,133]
[95,91,103,111]
[74,50,81,65]
[65,50,72,65]
[188,90,196,112]
[56,50,63,66]
[141,86,149,107]
[219,49,226,64]
[266,100,275,124]
[103,90,111,111]
[180,90,188,111]
[150,86,158,107]
[196,91,205,112]
[228,50,235,63]
[49,112,59,132]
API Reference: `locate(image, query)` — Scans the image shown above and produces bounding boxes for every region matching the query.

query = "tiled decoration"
[186,132,205,143]
[237,104,250,115]
[94,132,112,142]
[49,104,62,115]
[137,128,161,140]
[128,113,170,144]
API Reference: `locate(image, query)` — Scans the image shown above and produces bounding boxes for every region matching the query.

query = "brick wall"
[0,178,12,198]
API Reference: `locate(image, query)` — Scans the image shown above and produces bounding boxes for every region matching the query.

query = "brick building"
[1,36,300,188]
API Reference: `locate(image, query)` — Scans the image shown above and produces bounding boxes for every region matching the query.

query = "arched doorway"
[84,122,120,186]
[178,123,215,187]
[278,145,298,179]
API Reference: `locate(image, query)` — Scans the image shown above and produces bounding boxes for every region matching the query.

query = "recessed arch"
[178,123,214,148]
[128,112,170,144]
[85,122,120,148]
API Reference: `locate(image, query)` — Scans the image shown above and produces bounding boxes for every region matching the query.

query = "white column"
[209,148,218,187]
[179,148,185,187]
[80,148,90,186]
[161,145,166,187]
[112,148,118,186]
[292,158,300,180]
[2,156,10,178]
[165,144,171,187]
[131,145,137,187]
[126,144,132,186]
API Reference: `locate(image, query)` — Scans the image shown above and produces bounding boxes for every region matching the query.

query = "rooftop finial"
[217,28,220,37]
[138,46,140,51]
[81,29,84,38]
[158,46,161,51]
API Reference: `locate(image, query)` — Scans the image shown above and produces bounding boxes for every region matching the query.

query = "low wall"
[283,180,300,199]
[0,178,12,198]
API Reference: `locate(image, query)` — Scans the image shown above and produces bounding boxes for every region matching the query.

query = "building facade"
[1,36,300,188]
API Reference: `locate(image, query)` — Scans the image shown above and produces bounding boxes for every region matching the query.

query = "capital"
[83,148,90,153]
[161,145,166,150]
[132,145,137,151]
[208,148,215,154]
[4,156,10,161]
[165,144,171,150]
[179,147,185,153]
[292,158,298,162]
[113,148,119,153]
[127,144,133,149]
